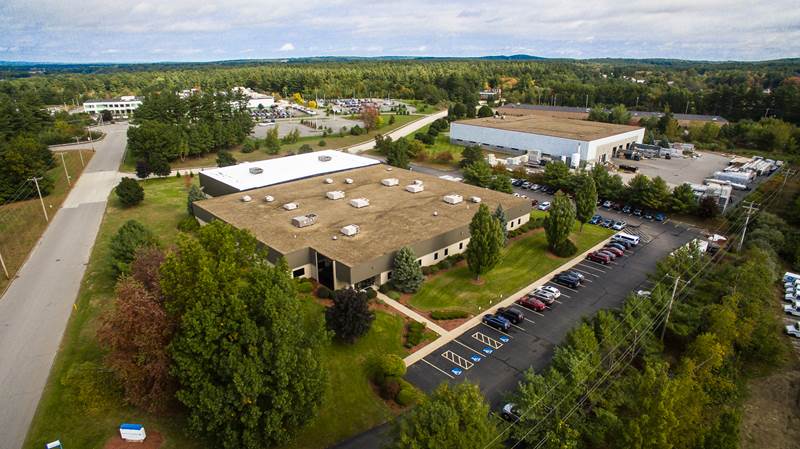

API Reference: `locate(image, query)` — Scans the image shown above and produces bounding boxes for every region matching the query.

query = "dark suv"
[496,306,525,324]
[554,273,580,288]
[482,314,511,331]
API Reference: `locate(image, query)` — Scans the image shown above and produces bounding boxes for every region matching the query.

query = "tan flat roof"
[195,164,530,266]
[454,115,642,141]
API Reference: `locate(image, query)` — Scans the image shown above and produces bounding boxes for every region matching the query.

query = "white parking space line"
[524,317,537,324]
[549,283,578,293]
[421,358,454,379]
[472,331,503,349]
[576,263,606,273]
[570,267,600,278]
[553,299,563,304]
[454,339,486,356]
[481,323,513,338]
[510,323,527,331]
[442,350,474,370]
[558,292,572,299]
[585,260,612,268]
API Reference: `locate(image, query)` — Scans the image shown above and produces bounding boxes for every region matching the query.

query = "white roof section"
[201,150,380,192]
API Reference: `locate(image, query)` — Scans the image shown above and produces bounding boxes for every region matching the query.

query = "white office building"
[83,96,143,117]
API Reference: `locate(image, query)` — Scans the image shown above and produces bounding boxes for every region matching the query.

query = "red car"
[587,251,611,264]
[602,246,624,257]
[516,296,547,312]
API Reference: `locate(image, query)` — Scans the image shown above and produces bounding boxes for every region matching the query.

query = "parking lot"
[250,116,362,139]
[612,151,731,187]
[405,217,699,406]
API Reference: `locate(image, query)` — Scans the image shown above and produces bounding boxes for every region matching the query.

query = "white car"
[538,202,551,211]
[784,301,800,317]
[536,285,561,299]
[786,321,800,338]
[611,221,627,231]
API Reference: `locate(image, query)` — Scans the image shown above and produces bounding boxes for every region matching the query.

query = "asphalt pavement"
[0,122,128,449]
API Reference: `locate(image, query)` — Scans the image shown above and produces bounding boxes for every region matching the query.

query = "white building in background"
[82,96,143,117]
[232,86,275,109]
[450,115,644,165]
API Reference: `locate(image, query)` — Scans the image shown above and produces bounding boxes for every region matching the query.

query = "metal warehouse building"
[193,160,531,290]
[450,115,645,165]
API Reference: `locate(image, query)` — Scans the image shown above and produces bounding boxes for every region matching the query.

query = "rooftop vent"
[344,178,354,184]
[264,195,275,202]
[283,202,299,211]
[241,195,252,202]
[341,224,360,236]
[406,184,424,193]
[381,178,399,187]
[470,196,482,203]
[249,167,263,175]
[350,198,370,208]
[442,194,463,205]
[318,155,333,162]
[413,179,423,185]
[326,190,345,200]
[324,178,334,184]
[292,214,318,228]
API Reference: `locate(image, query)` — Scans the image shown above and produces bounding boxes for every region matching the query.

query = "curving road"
[0,122,128,449]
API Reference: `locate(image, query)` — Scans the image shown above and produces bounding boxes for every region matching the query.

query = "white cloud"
[279,42,295,52]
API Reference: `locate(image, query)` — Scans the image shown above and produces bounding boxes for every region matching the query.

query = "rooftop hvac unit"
[442,194,463,205]
[413,179,423,185]
[241,195,252,202]
[249,167,264,175]
[350,198,370,208]
[344,178,354,184]
[264,195,274,202]
[324,178,334,184]
[406,184,424,193]
[326,190,345,200]
[291,214,318,228]
[381,178,399,186]
[340,224,360,236]
[283,202,299,210]
[318,155,333,162]
[470,196,482,203]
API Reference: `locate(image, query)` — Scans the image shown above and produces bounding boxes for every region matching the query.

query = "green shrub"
[421,266,433,276]
[318,139,326,147]
[317,285,332,299]
[296,281,314,293]
[177,215,200,233]
[387,290,401,301]
[405,321,427,348]
[380,354,407,377]
[437,259,452,270]
[528,216,545,228]
[109,219,158,275]
[379,283,391,294]
[396,380,420,406]
[298,144,314,154]
[366,288,378,299]
[380,376,400,400]
[115,177,144,207]
[429,265,440,274]
[551,239,578,257]
[430,309,469,320]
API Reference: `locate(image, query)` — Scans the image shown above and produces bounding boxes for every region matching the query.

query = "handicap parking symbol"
[470,354,482,363]
[451,367,463,376]
[499,336,510,343]
[482,347,494,354]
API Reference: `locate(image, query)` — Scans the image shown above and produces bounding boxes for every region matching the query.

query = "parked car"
[530,184,541,191]
[482,313,511,331]
[598,249,618,260]
[601,218,614,228]
[537,202,551,211]
[786,321,800,338]
[643,211,654,220]
[537,285,561,298]
[565,270,585,281]
[554,273,580,288]
[633,208,643,216]
[622,205,632,214]
[784,301,800,317]
[655,212,667,222]
[521,181,531,189]
[496,306,525,324]
[606,242,628,252]
[517,296,547,311]
[587,251,612,264]
[602,200,613,208]
[612,202,623,211]
[602,246,624,257]
[611,220,627,231]
[500,403,521,421]
[589,215,602,225]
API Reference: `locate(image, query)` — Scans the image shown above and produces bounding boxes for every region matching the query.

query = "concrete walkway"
[376,292,448,336]
[402,235,613,367]
[344,110,448,154]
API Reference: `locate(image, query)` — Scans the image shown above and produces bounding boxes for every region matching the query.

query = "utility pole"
[0,246,8,279]
[779,168,797,195]
[30,177,49,222]
[585,94,589,109]
[661,275,686,342]
[59,152,71,186]
[685,100,690,114]
[738,201,759,252]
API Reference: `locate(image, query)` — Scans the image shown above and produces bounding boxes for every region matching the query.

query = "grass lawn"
[24,176,409,449]
[120,114,422,172]
[0,150,93,294]
[399,99,446,115]
[408,212,614,315]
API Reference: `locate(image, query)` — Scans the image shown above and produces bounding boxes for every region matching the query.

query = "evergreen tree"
[109,220,158,275]
[545,191,576,256]
[494,205,508,244]
[216,150,236,167]
[574,174,598,231]
[671,183,697,214]
[325,288,375,343]
[477,105,494,117]
[392,246,424,293]
[187,184,205,216]
[459,145,483,168]
[466,204,504,280]
[463,160,493,188]
[386,138,410,169]
[115,177,144,207]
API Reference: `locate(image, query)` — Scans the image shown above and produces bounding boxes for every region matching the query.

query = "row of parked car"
[600,200,667,222]
[589,214,627,230]
[782,272,800,337]
[511,178,558,195]
[481,284,564,332]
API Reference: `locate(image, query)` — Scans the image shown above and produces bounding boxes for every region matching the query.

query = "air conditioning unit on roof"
[442,194,463,205]
[292,214,318,228]
[264,195,274,202]
[350,198,369,208]
[406,184,424,193]
[344,178,354,184]
[470,196,482,203]
[326,190,345,200]
[283,202,299,210]
[241,195,252,202]
[340,224,360,236]
[381,178,399,186]
[249,167,264,175]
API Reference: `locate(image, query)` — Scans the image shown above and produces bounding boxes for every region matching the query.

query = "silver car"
[786,321,800,338]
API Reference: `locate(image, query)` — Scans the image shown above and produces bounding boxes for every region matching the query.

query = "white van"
[613,232,640,246]
[784,272,800,284]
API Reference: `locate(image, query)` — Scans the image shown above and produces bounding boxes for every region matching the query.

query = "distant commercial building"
[232,86,275,109]
[479,88,502,101]
[496,104,728,125]
[82,96,143,117]
[450,115,644,165]
[193,153,530,290]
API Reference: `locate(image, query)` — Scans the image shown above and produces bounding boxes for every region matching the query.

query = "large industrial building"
[450,115,645,165]
[83,96,143,117]
[193,153,531,290]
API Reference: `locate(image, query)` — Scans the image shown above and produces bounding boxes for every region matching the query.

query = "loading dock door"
[317,253,335,290]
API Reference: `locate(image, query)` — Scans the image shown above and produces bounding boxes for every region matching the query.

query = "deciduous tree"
[325,288,375,343]
[466,204,504,280]
[545,191,576,256]
[574,174,598,231]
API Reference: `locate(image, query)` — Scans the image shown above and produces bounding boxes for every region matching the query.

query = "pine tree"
[545,191,577,256]
[187,184,205,216]
[392,246,424,293]
[325,288,375,343]
[494,205,508,245]
[466,204,504,280]
[459,145,483,168]
[574,174,598,231]
[115,177,144,207]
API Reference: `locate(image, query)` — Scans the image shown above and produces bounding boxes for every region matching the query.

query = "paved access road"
[345,110,448,154]
[0,123,128,449]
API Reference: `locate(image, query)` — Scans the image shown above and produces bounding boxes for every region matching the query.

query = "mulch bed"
[103,431,164,449]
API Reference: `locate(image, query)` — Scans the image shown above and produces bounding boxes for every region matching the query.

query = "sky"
[1,0,799,63]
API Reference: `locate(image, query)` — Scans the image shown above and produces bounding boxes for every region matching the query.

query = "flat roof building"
[450,115,644,165]
[83,96,143,117]
[199,150,380,196]
[497,104,728,125]
[194,163,531,290]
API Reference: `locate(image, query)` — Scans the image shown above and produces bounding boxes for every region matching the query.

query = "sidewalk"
[376,292,448,336]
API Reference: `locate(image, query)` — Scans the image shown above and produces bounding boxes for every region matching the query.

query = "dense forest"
[1,58,799,124]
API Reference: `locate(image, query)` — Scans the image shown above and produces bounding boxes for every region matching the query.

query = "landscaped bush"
[429,265,440,275]
[405,321,427,348]
[437,259,452,270]
[551,239,578,257]
[380,354,407,378]
[430,309,469,320]
[317,285,332,299]
[379,283,391,294]
[298,144,313,153]
[414,132,434,145]
[380,376,400,400]
[365,288,377,300]
[421,266,433,276]
[177,215,200,233]
[318,139,326,147]
[396,380,420,406]
[115,177,144,207]
[386,290,401,301]
[528,216,546,228]
[296,280,314,293]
